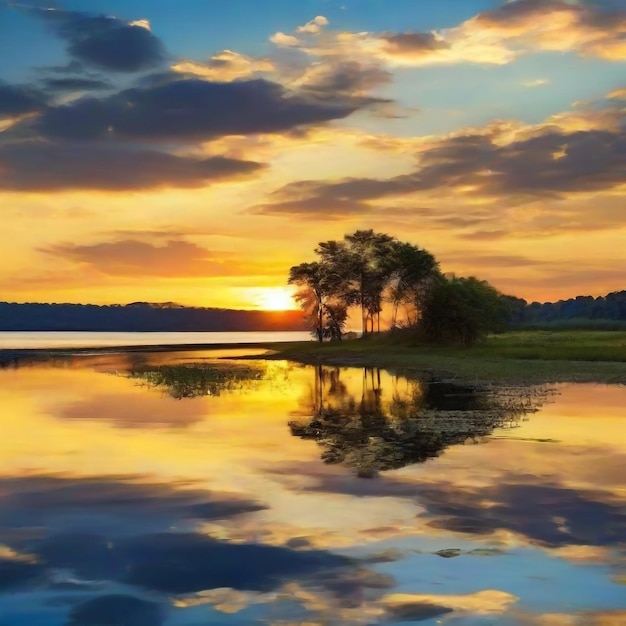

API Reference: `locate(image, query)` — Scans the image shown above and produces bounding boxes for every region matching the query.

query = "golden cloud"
[287,0,626,66]
[172,50,275,81]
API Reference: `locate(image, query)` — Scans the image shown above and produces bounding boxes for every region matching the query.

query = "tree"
[342,230,396,334]
[288,261,349,342]
[288,262,328,342]
[387,241,439,328]
[420,276,510,346]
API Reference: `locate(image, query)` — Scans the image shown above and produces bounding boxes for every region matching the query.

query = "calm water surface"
[0,350,624,625]
[0,331,311,350]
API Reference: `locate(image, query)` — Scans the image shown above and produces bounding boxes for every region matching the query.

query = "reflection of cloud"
[31,530,351,594]
[302,472,626,549]
[384,589,517,616]
[0,474,267,538]
[55,391,207,428]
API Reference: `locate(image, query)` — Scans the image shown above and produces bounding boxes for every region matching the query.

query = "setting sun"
[247,287,297,311]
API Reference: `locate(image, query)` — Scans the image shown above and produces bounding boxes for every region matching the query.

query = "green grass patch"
[257,330,626,385]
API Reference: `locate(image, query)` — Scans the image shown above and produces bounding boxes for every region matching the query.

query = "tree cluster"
[288,230,437,342]
[288,229,510,346]
[505,291,626,327]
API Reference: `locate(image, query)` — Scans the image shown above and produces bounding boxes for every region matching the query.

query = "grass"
[256,330,626,385]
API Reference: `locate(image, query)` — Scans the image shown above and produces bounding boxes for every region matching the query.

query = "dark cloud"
[31,8,166,72]
[264,120,626,217]
[300,61,392,96]
[251,196,372,220]
[474,0,569,28]
[67,595,163,626]
[386,602,454,622]
[382,31,449,54]
[40,238,255,277]
[32,78,383,142]
[0,141,264,191]
[0,82,47,117]
[0,559,45,591]
[43,77,112,92]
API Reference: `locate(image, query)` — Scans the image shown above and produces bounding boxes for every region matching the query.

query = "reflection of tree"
[127,363,265,399]
[289,366,549,478]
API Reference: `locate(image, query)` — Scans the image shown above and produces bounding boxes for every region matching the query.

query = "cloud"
[42,77,112,91]
[522,78,550,87]
[293,0,626,66]
[0,141,265,191]
[30,77,383,142]
[270,15,329,47]
[0,82,47,118]
[295,60,392,96]
[67,595,163,626]
[40,239,258,277]
[270,32,301,47]
[171,50,275,81]
[380,31,449,57]
[297,15,329,35]
[27,7,166,72]
[259,92,626,229]
[251,196,372,220]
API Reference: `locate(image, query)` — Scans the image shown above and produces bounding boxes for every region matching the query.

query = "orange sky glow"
[1,0,625,309]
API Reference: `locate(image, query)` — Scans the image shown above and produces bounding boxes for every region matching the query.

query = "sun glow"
[248,287,298,311]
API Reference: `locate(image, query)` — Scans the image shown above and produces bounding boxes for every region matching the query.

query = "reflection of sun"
[249,287,297,311]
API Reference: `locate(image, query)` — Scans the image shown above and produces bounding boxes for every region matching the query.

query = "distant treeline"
[506,291,626,329]
[0,302,306,332]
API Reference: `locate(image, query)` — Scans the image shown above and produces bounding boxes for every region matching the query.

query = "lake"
[0,331,312,350]
[0,349,624,625]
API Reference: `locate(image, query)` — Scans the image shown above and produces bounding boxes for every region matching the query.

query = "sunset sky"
[1,0,625,309]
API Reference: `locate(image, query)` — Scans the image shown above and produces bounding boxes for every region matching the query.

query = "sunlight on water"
[0,330,312,349]
[0,352,624,625]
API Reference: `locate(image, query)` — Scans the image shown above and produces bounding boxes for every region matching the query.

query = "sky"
[0,0,625,310]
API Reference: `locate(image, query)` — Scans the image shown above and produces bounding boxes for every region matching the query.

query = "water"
[0,351,624,625]
[0,330,311,350]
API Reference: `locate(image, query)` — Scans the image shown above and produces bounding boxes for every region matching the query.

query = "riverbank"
[257,330,626,384]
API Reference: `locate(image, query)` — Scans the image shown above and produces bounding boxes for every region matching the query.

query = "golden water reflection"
[0,352,624,625]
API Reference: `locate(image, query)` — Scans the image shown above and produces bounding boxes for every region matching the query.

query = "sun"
[250,287,297,311]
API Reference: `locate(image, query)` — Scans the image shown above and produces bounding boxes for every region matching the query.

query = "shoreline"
[2,336,626,385]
